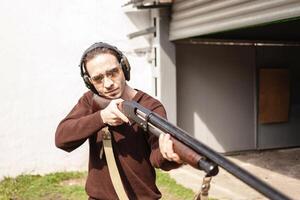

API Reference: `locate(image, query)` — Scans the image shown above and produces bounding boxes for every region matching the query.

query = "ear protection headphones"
[79,42,131,95]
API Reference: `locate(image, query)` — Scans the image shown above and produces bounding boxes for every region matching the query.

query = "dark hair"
[83,47,120,69]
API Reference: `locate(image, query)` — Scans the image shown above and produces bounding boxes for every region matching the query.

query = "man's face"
[86,53,126,99]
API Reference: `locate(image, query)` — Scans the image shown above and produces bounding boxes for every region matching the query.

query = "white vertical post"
[151,8,177,124]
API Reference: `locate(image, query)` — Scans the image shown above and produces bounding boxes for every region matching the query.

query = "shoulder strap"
[193,176,212,200]
[102,127,129,200]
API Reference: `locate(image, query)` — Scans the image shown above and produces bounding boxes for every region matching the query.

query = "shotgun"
[121,100,291,200]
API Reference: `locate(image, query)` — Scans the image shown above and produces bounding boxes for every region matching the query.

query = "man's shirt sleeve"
[55,92,106,152]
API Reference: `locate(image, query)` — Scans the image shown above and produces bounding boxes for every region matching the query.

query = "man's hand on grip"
[100,99,129,126]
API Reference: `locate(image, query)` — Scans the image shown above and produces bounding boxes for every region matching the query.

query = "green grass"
[156,170,195,200]
[0,172,87,200]
[0,170,197,200]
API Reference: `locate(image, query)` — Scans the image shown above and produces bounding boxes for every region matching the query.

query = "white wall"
[0,0,152,179]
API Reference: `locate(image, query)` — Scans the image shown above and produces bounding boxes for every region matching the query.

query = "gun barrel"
[122,101,291,200]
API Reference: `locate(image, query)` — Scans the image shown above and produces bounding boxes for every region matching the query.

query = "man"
[55,42,182,200]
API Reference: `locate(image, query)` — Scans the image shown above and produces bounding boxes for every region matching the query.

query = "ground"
[168,148,300,200]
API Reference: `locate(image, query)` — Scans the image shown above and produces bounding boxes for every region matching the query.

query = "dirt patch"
[40,193,65,200]
[159,187,185,200]
[60,178,86,186]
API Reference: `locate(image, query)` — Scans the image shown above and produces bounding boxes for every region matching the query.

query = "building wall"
[256,46,300,149]
[0,0,152,179]
[176,44,255,153]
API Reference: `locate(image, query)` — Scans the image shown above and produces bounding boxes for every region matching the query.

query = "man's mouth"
[105,88,119,94]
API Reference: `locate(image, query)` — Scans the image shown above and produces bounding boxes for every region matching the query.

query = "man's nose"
[103,76,113,89]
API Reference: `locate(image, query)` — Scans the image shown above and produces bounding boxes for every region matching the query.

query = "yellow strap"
[102,127,129,200]
[193,176,212,200]
[200,176,212,200]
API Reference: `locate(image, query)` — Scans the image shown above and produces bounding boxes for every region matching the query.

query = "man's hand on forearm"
[159,134,183,164]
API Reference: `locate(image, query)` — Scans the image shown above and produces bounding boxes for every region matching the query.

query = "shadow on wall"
[176,44,255,153]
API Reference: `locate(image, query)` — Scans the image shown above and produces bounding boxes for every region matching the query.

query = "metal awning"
[123,0,172,9]
[169,0,300,41]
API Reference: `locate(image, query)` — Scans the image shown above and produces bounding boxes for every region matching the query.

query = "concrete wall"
[0,0,152,179]
[176,44,255,153]
[257,46,300,149]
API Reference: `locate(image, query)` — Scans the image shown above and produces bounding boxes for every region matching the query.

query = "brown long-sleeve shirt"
[55,90,180,199]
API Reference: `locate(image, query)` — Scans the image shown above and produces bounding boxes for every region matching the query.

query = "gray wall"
[256,46,300,149]
[176,44,255,153]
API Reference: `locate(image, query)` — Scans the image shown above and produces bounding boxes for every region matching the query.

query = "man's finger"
[159,134,167,158]
[113,108,129,123]
[163,134,171,146]
[166,139,174,159]
[167,139,174,153]
[113,118,123,126]
[159,134,164,152]
[112,98,124,104]
[112,98,126,117]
